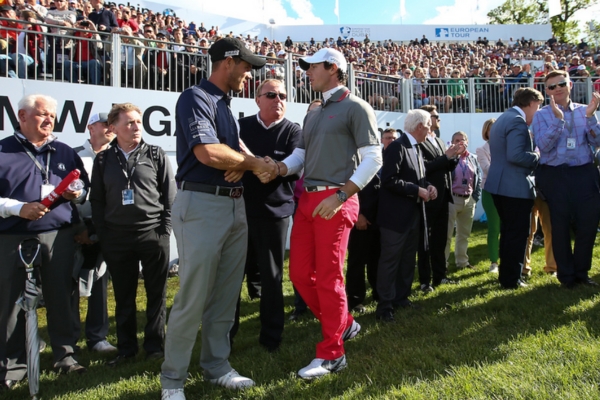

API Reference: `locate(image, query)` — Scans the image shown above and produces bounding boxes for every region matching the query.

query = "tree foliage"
[487,0,594,43]
[487,0,543,25]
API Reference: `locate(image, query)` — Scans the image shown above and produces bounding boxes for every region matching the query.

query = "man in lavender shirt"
[532,70,600,288]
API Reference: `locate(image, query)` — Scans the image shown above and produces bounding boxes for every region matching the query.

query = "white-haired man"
[375,109,437,322]
[0,94,89,391]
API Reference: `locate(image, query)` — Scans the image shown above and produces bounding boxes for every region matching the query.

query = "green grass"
[5,222,600,399]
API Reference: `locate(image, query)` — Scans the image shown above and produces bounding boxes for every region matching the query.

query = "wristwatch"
[336,189,348,203]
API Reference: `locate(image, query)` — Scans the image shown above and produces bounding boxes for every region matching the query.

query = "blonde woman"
[476,119,499,273]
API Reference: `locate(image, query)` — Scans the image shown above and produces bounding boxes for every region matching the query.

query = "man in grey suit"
[484,87,544,289]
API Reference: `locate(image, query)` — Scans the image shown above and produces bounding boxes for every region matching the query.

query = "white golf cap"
[298,48,347,71]
[88,112,108,125]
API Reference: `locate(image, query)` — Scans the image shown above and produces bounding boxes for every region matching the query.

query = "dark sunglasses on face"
[546,81,568,91]
[259,92,287,100]
[431,115,440,120]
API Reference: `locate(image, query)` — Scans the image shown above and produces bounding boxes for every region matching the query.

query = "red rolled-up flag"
[41,169,81,207]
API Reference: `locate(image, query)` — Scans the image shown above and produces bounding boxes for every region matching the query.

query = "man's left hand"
[312,194,343,220]
[62,189,82,201]
[224,169,244,183]
[427,185,437,200]
[586,92,600,118]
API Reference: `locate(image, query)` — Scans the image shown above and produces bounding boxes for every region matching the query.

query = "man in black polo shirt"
[161,38,275,398]
[90,103,175,366]
[230,79,301,352]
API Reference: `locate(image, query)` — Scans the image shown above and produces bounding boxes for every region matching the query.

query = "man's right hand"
[418,187,430,201]
[355,214,371,230]
[19,202,48,221]
[254,157,279,183]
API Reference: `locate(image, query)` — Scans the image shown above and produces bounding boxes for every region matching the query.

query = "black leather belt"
[178,181,243,198]
[305,185,340,192]
[453,193,470,198]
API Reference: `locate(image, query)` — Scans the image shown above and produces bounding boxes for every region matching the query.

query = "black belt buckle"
[229,187,243,198]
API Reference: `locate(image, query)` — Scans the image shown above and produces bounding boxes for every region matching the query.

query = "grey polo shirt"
[300,87,379,187]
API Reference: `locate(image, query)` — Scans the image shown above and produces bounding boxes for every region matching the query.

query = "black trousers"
[346,227,380,309]
[0,227,78,381]
[231,217,289,348]
[418,198,450,285]
[101,227,169,356]
[536,163,600,284]
[71,242,110,349]
[376,213,419,316]
[492,194,533,288]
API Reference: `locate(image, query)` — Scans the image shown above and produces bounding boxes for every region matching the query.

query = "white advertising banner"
[269,24,553,43]
[0,78,496,150]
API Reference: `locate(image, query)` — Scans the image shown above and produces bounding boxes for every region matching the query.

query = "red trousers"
[289,188,359,360]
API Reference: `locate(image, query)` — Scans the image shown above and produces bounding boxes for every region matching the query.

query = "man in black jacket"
[90,103,175,366]
[417,105,463,292]
[230,79,301,352]
[88,0,118,34]
[375,110,437,322]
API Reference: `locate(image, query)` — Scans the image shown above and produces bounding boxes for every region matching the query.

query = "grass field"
[4,222,600,399]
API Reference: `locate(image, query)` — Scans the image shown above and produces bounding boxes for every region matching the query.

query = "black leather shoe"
[107,354,135,367]
[146,351,164,360]
[420,284,434,294]
[577,277,599,287]
[501,280,528,290]
[560,281,578,289]
[432,278,457,287]
[351,304,366,313]
[375,311,395,323]
[54,356,86,374]
[55,363,86,374]
[394,300,421,310]
[288,309,306,322]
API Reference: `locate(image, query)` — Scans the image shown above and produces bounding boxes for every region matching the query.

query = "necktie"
[416,145,429,251]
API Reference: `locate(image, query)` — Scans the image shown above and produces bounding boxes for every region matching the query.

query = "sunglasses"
[546,81,568,90]
[145,30,154,33]
[431,115,440,120]
[259,92,287,100]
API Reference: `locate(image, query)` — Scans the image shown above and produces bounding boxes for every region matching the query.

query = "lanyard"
[16,134,51,184]
[114,145,142,189]
[459,156,471,179]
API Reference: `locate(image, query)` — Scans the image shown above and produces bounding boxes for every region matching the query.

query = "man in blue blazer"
[376,110,437,322]
[484,87,545,289]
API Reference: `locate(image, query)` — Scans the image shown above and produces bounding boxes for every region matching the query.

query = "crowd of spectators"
[1,0,599,112]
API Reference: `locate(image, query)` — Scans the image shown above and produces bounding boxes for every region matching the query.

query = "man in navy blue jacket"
[0,94,89,391]
[88,0,118,33]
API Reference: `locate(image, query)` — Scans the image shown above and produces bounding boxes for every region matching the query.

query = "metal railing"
[1,17,597,113]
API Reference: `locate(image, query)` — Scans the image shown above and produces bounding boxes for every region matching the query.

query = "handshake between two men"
[222,155,284,184]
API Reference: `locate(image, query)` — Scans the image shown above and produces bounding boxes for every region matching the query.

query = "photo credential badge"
[122,189,135,205]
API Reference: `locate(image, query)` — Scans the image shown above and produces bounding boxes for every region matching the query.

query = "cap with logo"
[0,0,12,12]
[88,112,109,126]
[299,48,347,71]
[208,38,266,69]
